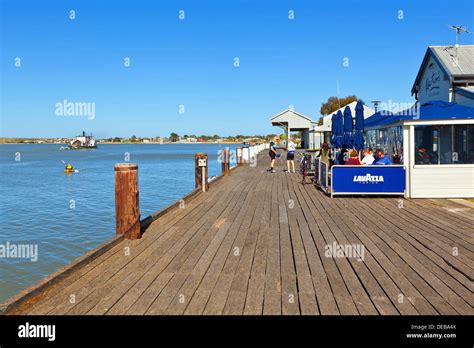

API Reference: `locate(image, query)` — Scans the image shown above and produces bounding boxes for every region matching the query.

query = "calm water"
[0,143,238,302]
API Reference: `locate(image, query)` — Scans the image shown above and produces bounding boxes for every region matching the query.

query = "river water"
[0,143,238,302]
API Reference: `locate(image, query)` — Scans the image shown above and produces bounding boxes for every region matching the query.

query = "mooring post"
[114,163,141,240]
[221,148,230,176]
[236,147,243,166]
[195,153,209,192]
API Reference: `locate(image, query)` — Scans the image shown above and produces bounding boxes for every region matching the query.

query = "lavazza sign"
[353,173,384,184]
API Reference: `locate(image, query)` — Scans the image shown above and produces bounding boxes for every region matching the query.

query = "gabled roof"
[270,108,313,122]
[411,45,474,95]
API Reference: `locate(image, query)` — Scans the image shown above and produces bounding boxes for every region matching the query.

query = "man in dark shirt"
[268,139,278,173]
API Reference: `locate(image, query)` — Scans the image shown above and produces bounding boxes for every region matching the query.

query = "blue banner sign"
[331,165,405,196]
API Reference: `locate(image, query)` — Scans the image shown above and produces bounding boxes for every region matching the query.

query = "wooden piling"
[114,163,141,240]
[221,148,230,176]
[195,153,209,191]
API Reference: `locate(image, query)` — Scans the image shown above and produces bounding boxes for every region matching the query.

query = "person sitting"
[360,148,375,165]
[338,147,348,164]
[415,146,431,164]
[345,150,361,165]
[373,149,392,165]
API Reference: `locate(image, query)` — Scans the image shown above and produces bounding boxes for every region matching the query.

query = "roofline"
[270,109,313,122]
[411,47,451,96]
[456,87,474,98]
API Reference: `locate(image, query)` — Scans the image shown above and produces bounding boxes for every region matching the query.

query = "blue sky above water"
[1,0,473,138]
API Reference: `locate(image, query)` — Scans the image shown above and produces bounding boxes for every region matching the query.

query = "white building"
[312,101,375,146]
[271,109,317,148]
[411,45,474,107]
[270,103,374,149]
[364,45,474,198]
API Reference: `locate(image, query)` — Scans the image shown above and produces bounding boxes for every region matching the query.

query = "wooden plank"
[48,180,238,315]
[185,172,265,314]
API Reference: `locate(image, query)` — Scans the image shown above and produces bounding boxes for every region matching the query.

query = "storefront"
[364,101,474,198]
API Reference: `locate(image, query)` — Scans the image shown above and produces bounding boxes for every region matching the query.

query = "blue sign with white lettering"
[331,165,405,195]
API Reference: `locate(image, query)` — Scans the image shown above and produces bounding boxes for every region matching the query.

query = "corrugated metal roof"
[430,45,474,76]
[412,45,474,95]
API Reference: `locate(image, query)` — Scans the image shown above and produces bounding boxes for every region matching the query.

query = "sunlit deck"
[3,152,473,315]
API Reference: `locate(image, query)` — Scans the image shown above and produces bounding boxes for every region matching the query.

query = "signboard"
[331,165,405,197]
[319,160,329,193]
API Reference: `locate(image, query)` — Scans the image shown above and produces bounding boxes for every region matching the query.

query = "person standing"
[317,142,331,163]
[286,138,296,173]
[267,138,278,173]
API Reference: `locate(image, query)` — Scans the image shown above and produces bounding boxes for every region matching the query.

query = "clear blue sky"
[1,0,473,138]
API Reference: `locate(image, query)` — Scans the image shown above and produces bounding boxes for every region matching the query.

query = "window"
[414,125,474,165]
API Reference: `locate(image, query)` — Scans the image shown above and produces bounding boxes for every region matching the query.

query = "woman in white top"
[361,148,375,165]
[286,139,297,173]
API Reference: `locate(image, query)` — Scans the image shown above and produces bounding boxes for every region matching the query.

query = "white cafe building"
[365,45,474,198]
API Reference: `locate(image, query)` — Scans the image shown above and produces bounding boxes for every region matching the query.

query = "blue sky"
[1,0,473,138]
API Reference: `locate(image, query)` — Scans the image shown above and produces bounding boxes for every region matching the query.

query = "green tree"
[320,95,359,115]
[113,137,122,142]
[130,135,138,142]
[169,132,179,142]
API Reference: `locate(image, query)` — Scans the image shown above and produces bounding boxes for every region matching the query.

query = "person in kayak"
[65,163,74,172]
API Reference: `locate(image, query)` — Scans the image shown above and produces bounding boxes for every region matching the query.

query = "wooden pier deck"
[3,152,473,315]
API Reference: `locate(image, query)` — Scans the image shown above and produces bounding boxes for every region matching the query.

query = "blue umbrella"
[343,105,353,148]
[330,113,337,147]
[353,100,365,150]
[333,110,344,148]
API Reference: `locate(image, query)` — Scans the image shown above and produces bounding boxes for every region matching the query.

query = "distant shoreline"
[0,141,245,145]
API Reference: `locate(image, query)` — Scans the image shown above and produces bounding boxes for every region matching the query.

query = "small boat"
[68,131,97,149]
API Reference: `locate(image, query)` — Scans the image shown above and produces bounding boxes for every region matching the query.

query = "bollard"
[114,163,141,240]
[195,153,209,191]
[221,148,230,176]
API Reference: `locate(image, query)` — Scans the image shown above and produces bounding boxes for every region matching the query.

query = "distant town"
[0,133,283,145]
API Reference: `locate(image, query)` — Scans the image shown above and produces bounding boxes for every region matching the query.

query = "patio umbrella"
[353,100,365,150]
[343,105,353,148]
[330,113,337,147]
[333,110,344,148]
